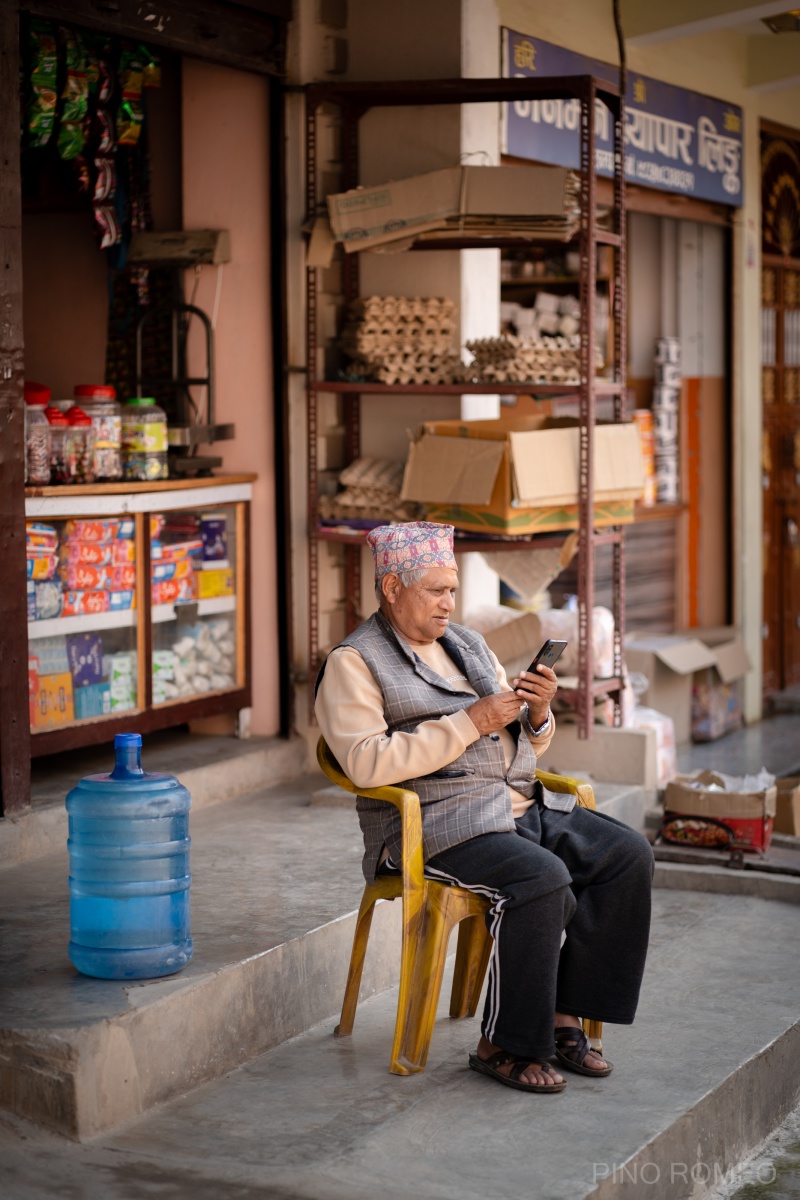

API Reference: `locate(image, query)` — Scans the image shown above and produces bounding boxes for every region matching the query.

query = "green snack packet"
[28,21,58,148]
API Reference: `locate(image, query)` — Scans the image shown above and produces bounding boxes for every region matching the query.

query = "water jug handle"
[111,732,145,779]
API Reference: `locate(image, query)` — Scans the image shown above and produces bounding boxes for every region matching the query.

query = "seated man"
[315,522,653,1094]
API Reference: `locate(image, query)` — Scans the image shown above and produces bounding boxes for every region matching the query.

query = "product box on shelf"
[664,770,776,852]
[66,633,104,688]
[74,682,111,720]
[624,634,717,745]
[33,672,75,727]
[400,414,644,535]
[196,567,234,600]
[326,164,574,252]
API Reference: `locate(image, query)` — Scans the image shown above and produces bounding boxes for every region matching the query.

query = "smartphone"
[526,639,568,675]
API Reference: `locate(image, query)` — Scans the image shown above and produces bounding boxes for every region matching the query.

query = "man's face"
[380,567,458,645]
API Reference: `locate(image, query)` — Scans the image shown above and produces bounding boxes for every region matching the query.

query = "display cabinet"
[24,475,253,755]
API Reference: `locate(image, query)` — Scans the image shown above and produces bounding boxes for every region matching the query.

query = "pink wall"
[22,213,108,398]
[182,60,280,736]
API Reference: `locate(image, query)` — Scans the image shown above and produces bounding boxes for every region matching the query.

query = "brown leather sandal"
[469,1050,567,1093]
[553,1026,613,1076]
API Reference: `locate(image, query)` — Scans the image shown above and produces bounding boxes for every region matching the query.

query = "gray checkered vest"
[334,611,538,881]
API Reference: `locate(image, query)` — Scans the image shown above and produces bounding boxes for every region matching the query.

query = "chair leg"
[335,890,380,1039]
[583,1018,603,1050]
[391,888,456,1074]
[449,914,492,1020]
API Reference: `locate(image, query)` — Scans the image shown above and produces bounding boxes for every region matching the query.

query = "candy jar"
[74,384,122,480]
[45,405,70,484]
[122,396,169,481]
[66,406,97,484]
[24,381,52,486]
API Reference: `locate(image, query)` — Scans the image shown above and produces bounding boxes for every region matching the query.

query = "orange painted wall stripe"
[685,377,702,628]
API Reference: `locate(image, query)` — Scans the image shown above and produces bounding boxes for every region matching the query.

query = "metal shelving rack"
[304,74,626,737]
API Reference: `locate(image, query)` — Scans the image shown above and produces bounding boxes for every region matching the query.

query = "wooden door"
[762,262,800,694]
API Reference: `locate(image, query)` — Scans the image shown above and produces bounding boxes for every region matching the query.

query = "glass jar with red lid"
[24,381,52,486]
[44,405,70,484]
[74,384,122,480]
[65,406,97,484]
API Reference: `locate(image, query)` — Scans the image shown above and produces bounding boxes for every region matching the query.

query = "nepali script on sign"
[502,30,743,207]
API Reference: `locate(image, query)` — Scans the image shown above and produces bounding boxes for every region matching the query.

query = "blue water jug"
[67,733,192,979]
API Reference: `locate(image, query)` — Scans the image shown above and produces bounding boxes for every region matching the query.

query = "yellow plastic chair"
[317,737,602,1075]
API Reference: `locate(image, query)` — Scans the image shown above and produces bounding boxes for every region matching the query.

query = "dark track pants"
[425,802,655,1062]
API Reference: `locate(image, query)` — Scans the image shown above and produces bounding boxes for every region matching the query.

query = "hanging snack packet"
[116,47,146,145]
[28,21,58,148]
[57,29,90,160]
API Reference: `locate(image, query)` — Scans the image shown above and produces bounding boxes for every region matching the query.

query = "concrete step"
[0,772,401,1139]
[1,866,799,1199]
[1,730,308,868]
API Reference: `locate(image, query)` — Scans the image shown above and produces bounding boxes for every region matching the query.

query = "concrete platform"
[2,714,800,1198]
[1,730,309,867]
[0,879,799,1200]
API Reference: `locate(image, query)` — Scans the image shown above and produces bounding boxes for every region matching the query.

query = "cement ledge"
[588,1019,800,1200]
[654,860,800,903]
[0,901,401,1141]
[1,734,308,869]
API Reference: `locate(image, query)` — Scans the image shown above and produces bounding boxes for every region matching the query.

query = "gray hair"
[375,567,430,602]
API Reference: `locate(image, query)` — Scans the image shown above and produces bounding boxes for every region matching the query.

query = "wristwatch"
[530,709,552,737]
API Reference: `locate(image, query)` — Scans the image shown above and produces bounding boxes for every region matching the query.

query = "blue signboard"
[502,28,743,207]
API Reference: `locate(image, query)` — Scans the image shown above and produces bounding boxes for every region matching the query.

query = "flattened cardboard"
[327,166,460,250]
[326,164,571,252]
[460,165,568,217]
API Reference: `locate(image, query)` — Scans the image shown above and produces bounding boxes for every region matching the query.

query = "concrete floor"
[1,715,800,1198]
[1,883,800,1200]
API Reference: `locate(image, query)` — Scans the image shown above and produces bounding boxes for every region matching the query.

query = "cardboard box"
[775,777,800,836]
[689,633,752,742]
[537,723,659,788]
[327,165,573,252]
[664,770,776,852]
[400,414,644,536]
[625,635,717,744]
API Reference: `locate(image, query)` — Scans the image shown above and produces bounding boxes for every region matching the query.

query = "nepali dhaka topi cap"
[366,522,457,579]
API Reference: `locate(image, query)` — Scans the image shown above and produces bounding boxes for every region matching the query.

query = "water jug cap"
[115,733,142,749]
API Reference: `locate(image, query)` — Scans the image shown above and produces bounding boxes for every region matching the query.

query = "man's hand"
[467,691,527,736]
[511,664,558,730]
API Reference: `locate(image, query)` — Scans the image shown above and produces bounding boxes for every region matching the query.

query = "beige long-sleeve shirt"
[316,635,555,819]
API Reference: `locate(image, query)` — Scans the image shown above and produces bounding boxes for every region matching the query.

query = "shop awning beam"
[621,0,789,44]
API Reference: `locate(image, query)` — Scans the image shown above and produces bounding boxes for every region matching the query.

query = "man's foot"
[472,1035,566,1089]
[552,1014,613,1077]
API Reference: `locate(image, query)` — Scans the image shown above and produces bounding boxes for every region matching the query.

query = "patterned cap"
[366,522,457,579]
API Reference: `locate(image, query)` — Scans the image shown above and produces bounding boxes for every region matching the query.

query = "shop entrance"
[761,127,800,697]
